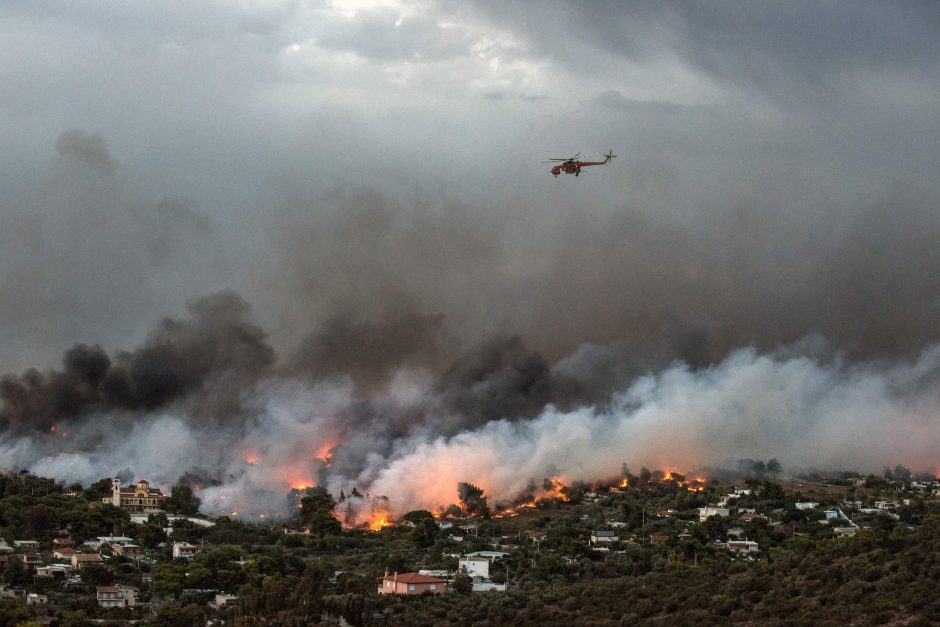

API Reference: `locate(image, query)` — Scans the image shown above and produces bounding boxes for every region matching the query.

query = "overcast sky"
[3,1,940,370]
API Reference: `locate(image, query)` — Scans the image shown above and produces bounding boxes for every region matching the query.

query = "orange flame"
[368,513,392,531]
[545,477,570,502]
[316,442,337,465]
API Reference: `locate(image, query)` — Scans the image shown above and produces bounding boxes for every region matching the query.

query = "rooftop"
[380,572,447,584]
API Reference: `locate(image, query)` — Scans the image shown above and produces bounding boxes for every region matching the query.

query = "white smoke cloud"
[358,345,940,514]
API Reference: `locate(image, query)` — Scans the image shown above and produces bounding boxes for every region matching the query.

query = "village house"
[213,594,238,608]
[795,502,819,510]
[172,542,201,559]
[417,569,452,580]
[97,536,134,546]
[591,530,617,544]
[52,537,74,548]
[699,507,730,522]
[97,584,138,608]
[71,553,104,570]
[102,478,166,512]
[465,550,509,560]
[459,556,490,580]
[26,593,48,606]
[726,540,760,555]
[473,581,507,592]
[53,547,76,561]
[35,564,71,578]
[21,553,42,571]
[113,543,142,557]
[13,540,39,551]
[378,572,447,595]
[130,513,215,528]
[649,534,669,544]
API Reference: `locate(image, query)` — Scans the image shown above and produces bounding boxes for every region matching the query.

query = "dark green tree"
[165,485,200,515]
[452,571,473,595]
[82,478,113,502]
[299,487,342,536]
[79,563,113,587]
[458,482,489,517]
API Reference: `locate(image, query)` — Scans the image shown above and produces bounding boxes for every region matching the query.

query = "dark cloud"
[470,1,940,103]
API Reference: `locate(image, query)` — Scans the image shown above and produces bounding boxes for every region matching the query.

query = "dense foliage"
[1,470,938,625]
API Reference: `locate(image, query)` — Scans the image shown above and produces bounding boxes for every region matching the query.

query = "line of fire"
[232,453,714,535]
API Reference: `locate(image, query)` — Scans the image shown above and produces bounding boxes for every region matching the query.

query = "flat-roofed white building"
[459,556,490,579]
[699,507,730,522]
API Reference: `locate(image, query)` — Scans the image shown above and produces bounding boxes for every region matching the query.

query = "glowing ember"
[49,425,57,433]
[619,478,630,488]
[246,456,258,465]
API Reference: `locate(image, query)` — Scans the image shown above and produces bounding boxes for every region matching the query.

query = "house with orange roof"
[377,572,447,595]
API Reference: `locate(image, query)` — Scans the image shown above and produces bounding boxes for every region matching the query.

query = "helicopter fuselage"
[550,156,613,177]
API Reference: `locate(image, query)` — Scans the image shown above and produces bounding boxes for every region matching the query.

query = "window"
[430,585,437,590]
[408,585,415,591]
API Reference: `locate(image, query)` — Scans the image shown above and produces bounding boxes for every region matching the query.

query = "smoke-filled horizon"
[2,288,939,521]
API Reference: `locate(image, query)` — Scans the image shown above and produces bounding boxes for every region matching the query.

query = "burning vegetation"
[272,458,726,530]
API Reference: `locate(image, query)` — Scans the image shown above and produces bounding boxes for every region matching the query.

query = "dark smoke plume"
[0,291,275,432]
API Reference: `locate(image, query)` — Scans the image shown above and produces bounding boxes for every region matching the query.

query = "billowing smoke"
[2,298,939,521]
[3,131,940,521]
[0,290,274,432]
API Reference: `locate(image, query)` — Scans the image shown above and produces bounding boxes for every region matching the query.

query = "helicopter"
[544,150,616,177]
